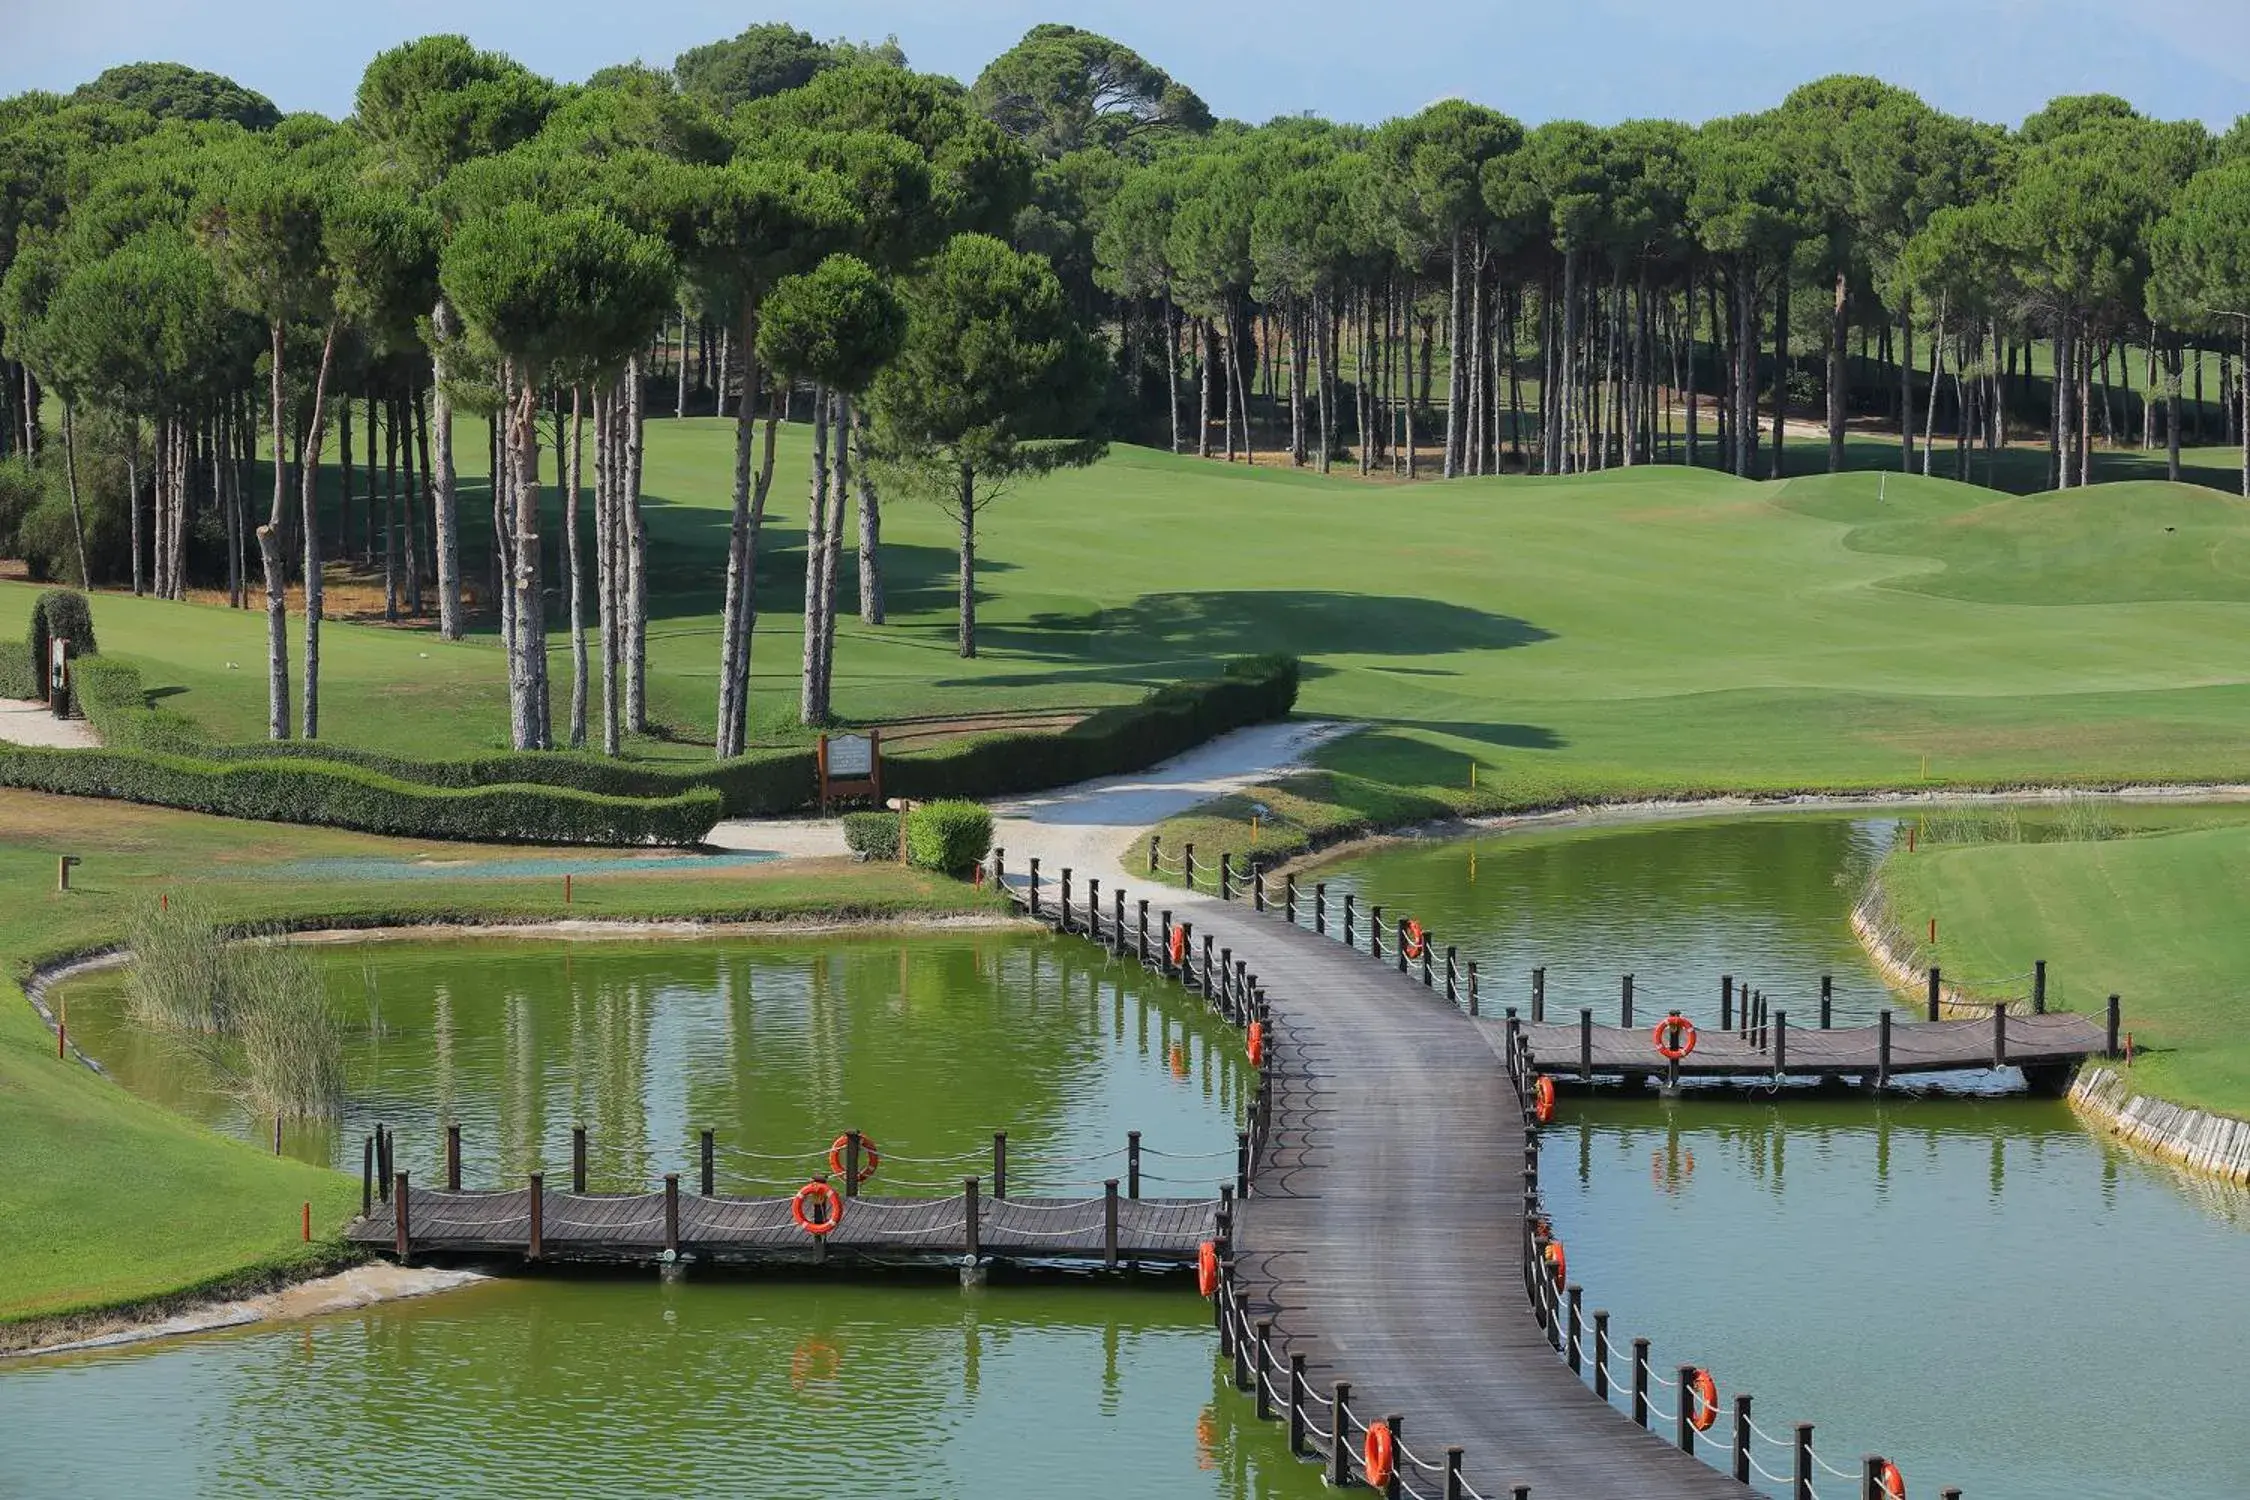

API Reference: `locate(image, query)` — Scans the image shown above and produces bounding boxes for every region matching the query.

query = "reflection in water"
[0,1280,1324,1498]
[1329,815,2250,1500]
[61,933,1253,1197]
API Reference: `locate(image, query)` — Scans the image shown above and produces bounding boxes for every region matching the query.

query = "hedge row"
[0,744,721,845]
[0,638,34,700]
[73,657,206,752]
[885,654,1301,802]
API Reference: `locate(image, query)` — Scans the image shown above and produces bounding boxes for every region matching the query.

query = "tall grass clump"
[122,893,344,1118]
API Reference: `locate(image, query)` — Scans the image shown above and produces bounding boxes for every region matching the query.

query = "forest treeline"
[5,29,2250,755]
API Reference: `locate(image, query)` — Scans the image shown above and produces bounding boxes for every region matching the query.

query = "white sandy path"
[704,718,1357,879]
[0,698,97,749]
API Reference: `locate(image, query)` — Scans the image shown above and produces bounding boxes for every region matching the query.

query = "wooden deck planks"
[1515,1012,2107,1079]
[1178,898,1748,1500]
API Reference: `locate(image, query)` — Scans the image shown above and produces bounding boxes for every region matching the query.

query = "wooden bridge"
[987,848,2078,1496]
[1516,1010,2109,1087]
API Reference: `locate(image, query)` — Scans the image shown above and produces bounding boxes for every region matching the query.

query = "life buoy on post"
[1402,919,1426,960]
[791,1179,844,1236]
[1652,1014,1698,1061]
[1876,1460,1905,1498]
[1362,1422,1396,1488]
[1246,1020,1266,1068]
[1168,925,1187,966]
[1686,1368,1719,1432]
[827,1133,880,1185]
[1197,1239,1220,1299]
[1533,1075,1557,1125]
[1542,1238,1567,1289]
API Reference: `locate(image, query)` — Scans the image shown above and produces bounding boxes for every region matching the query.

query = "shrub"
[72,657,206,751]
[842,809,901,859]
[0,744,721,845]
[905,799,993,877]
[0,638,35,699]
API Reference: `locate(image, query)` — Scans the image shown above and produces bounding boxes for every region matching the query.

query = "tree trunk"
[2240,327,2249,499]
[1444,231,1464,478]
[1196,318,1212,459]
[260,323,290,740]
[956,466,977,658]
[2168,343,2184,483]
[430,301,464,640]
[596,385,620,756]
[61,402,89,589]
[384,393,400,621]
[715,328,778,759]
[819,396,848,718]
[1734,267,1758,478]
[299,321,340,740]
[801,386,831,725]
[2079,334,2094,489]
[677,313,690,418]
[1770,272,1788,479]
[504,375,545,750]
[855,407,884,624]
[1898,297,1915,472]
[1827,270,1848,472]
[566,386,587,749]
[404,387,426,615]
[1558,256,1579,474]
[1165,298,1182,455]
[624,358,648,735]
[1315,290,1333,474]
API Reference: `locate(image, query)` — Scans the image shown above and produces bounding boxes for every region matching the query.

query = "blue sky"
[9,0,2250,129]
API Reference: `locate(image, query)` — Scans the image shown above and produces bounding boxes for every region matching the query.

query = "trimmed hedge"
[73,657,207,752]
[842,810,901,859]
[27,589,97,700]
[0,743,721,845]
[905,800,993,876]
[0,638,34,700]
[885,654,1301,802]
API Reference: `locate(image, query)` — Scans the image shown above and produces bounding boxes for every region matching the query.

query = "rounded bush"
[904,800,993,877]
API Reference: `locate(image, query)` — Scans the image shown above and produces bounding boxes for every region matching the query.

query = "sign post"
[48,638,72,720]
[817,729,883,813]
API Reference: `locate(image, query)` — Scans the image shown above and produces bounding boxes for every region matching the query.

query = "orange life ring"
[1542,1238,1566,1289]
[1533,1075,1557,1125]
[1168,925,1187,965]
[791,1179,844,1236]
[1362,1422,1396,1487]
[1197,1239,1220,1299]
[1876,1460,1905,1498]
[1169,1042,1189,1078]
[1402,919,1426,960]
[1246,1020,1266,1068]
[827,1133,880,1185]
[1686,1367,1719,1432]
[1652,1014,1698,1061]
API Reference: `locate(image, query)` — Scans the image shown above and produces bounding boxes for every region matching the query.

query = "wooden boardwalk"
[347,1185,1215,1266]
[1514,1011,2108,1084]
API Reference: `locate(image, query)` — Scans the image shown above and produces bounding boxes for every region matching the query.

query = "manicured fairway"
[0,788,993,1331]
[13,432,2250,812]
[1879,816,2250,1118]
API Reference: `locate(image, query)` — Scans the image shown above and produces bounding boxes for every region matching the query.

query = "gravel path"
[0,699,97,749]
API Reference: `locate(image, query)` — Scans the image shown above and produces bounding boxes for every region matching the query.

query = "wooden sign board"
[818,729,882,811]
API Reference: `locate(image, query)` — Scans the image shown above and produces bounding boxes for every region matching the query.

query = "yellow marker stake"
[1470,761,1478,790]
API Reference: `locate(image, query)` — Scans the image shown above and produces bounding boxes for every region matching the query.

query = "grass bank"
[1872,804,2250,1120]
[0,789,999,1328]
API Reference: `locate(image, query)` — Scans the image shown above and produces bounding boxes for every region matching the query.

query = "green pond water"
[1321,814,2250,1500]
[13,819,2248,1497]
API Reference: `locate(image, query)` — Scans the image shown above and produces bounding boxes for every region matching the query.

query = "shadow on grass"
[984,591,1554,662]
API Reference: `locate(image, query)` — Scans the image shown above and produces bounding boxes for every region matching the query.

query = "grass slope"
[1879,816,2250,1118]
[0,789,996,1326]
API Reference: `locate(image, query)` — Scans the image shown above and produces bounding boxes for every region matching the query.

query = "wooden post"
[963,1176,980,1261]
[528,1172,543,1259]
[845,1131,863,1201]
[377,1126,391,1201]
[1201,934,1214,994]
[990,1131,1008,1199]
[394,1172,411,1259]
[1622,974,1634,1028]
[1774,1009,1788,1076]
[1287,1353,1307,1454]
[1284,874,1298,923]
[1160,912,1174,973]
[1315,882,1327,934]
[1231,1289,1252,1390]
[1820,974,1833,1027]
[361,1137,374,1217]
[1218,852,1232,902]
[1236,1130,1251,1196]
[1382,1416,1403,1499]
[1087,878,1101,938]
[1677,1364,1696,1453]
[1580,1008,1594,1082]
[700,1129,715,1197]
[1343,893,1356,948]
[1397,918,1409,974]
[1114,888,1126,952]
[1252,865,1266,912]
[1060,867,1073,929]
[1421,935,1434,988]
[1328,1383,1352,1486]
[1445,946,1458,1004]
[664,1173,680,1255]
[1566,1285,1583,1372]
[1127,1130,1142,1198]
[1593,1310,1610,1398]
[1721,974,1733,1030]
[1443,1449,1465,1500]
[991,847,1004,888]
[1993,998,2008,1066]
[1254,1320,1273,1417]
[1861,1456,1884,1500]
[1631,1338,1650,1426]
[1467,961,1480,1017]
[1182,843,1196,890]
[1369,905,1383,961]
[2033,959,2047,1013]
[56,855,76,892]
[1733,1395,1753,1483]
[445,1123,461,1191]
[2107,994,2122,1058]
[1795,1424,1815,1500]
[1147,836,1159,875]
[1878,1010,1893,1089]
[1104,1179,1119,1269]
[1028,857,1041,916]
[1927,966,1941,1022]
[1138,900,1150,964]
[572,1126,587,1193]
[1533,966,1546,1023]
[273,1115,283,1156]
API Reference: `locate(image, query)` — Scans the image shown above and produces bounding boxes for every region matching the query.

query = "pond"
[1318,813,2250,1499]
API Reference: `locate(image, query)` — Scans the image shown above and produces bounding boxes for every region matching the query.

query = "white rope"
[1749,1452,1797,1487]
[1812,1448,1861,1481]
